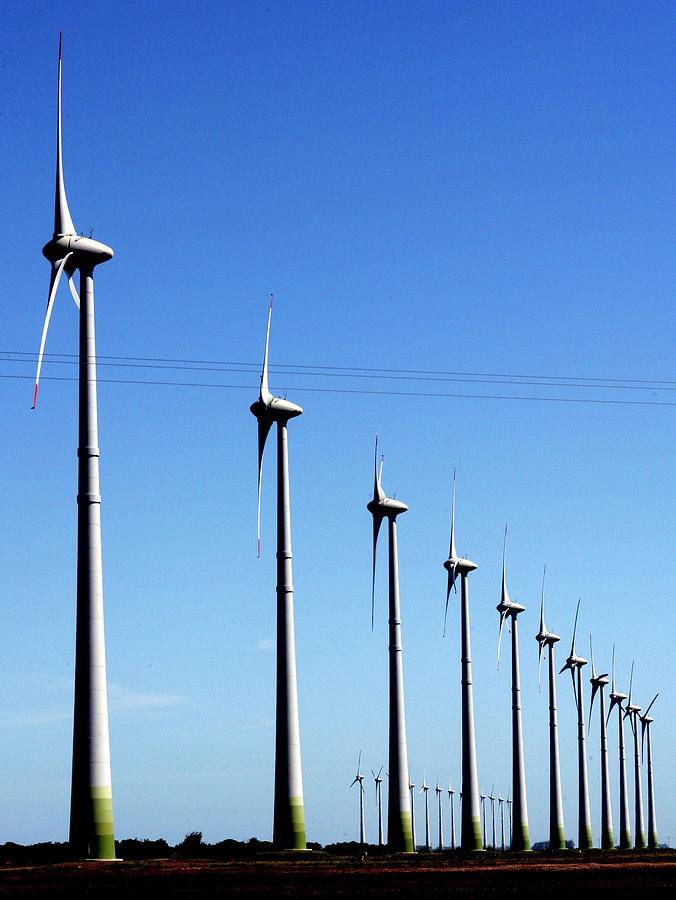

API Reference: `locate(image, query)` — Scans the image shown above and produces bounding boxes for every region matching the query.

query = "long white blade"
[260,294,273,404]
[570,598,581,656]
[256,417,273,556]
[32,254,71,408]
[68,273,80,309]
[497,611,507,670]
[54,33,75,237]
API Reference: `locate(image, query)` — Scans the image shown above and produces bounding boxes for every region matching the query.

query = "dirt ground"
[0,851,673,897]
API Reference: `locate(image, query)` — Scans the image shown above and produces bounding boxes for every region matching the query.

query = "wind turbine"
[560,600,592,850]
[640,694,659,849]
[607,646,631,848]
[489,786,496,850]
[480,792,487,850]
[435,781,444,851]
[420,775,431,851]
[409,774,417,851]
[372,766,384,846]
[496,528,530,851]
[498,794,505,851]
[623,663,645,848]
[443,471,482,850]
[251,296,306,850]
[535,566,566,850]
[34,34,116,861]
[506,796,512,849]
[367,437,414,852]
[447,780,456,850]
[588,636,613,849]
[350,753,366,845]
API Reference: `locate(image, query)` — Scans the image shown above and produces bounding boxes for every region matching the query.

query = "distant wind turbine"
[640,694,659,849]
[480,792,487,850]
[447,781,456,850]
[496,528,530,851]
[409,773,417,851]
[372,766,384,846]
[498,794,505,852]
[535,567,566,850]
[623,663,645,849]
[443,471,482,851]
[420,775,431,851]
[588,636,613,849]
[560,600,592,849]
[607,647,631,848]
[34,33,117,861]
[350,752,366,845]
[251,296,306,850]
[489,786,496,851]
[368,437,414,852]
[435,782,444,851]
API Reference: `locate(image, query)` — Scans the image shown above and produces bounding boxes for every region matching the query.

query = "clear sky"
[0,0,673,848]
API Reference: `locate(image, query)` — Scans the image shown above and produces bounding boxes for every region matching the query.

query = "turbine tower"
[480,792,487,849]
[640,694,659,849]
[498,794,505,851]
[409,774,417,851]
[535,567,566,850]
[367,438,414,852]
[607,646,631,848]
[372,766,384,846]
[447,781,456,850]
[251,297,306,850]
[507,796,512,849]
[350,752,366,844]
[443,471,482,850]
[489,787,496,850]
[435,781,444,851]
[420,775,431,851]
[34,34,116,860]
[560,600,592,850]
[588,636,613,849]
[496,528,530,851]
[623,664,645,849]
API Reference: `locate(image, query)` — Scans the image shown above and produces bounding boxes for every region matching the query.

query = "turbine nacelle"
[43,234,114,268]
[367,495,409,518]
[536,629,560,645]
[250,395,303,424]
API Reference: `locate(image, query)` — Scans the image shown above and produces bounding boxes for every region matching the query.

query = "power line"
[3,372,676,407]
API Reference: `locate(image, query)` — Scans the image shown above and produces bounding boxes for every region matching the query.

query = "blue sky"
[0,0,674,848]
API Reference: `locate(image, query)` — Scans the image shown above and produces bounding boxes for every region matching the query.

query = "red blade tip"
[32,384,38,409]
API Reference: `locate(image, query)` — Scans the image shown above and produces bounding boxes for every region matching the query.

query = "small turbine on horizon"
[640,694,659,849]
[368,437,414,852]
[607,646,631,848]
[435,781,444,852]
[409,773,417,851]
[589,636,613,849]
[498,794,505,852]
[420,774,431,852]
[350,752,366,845]
[443,471,482,851]
[623,663,645,849]
[480,792,487,850]
[496,528,530,852]
[447,780,456,850]
[560,600,592,850]
[34,34,116,861]
[251,296,306,850]
[372,766,384,847]
[535,567,565,851]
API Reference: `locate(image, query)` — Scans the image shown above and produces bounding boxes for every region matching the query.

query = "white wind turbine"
[250,296,306,850]
[409,773,417,851]
[506,796,512,849]
[607,646,631,848]
[640,694,659,849]
[443,471,482,851]
[560,600,592,850]
[447,780,456,850]
[33,34,116,861]
[367,437,414,852]
[535,567,566,850]
[480,792,487,850]
[435,781,444,852]
[623,663,645,849]
[350,752,366,844]
[372,766,385,846]
[420,774,431,851]
[498,794,505,851]
[489,786,496,851]
[496,528,530,852]
[588,636,613,849]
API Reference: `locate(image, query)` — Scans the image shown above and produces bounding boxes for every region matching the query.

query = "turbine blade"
[67,272,80,309]
[641,716,647,761]
[570,598,581,657]
[501,524,510,607]
[571,668,578,712]
[497,611,506,670]
[589,681,599,729]
[539,565,547,635]
[256,416,273,556]
[443,564,455,637]
[537,639,544,691]
[449,468,457,560]
[611,644,616,693]
[589,634,597,679]
[259,294,273,404]
[644,692,659,718]
[54,32,75,237]
[373,434,385,503]
[372,514,383,629]
[32,255,71,408]
[627,660,634,707]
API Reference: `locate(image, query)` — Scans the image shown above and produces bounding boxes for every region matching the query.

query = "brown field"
[0,851,673,897]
